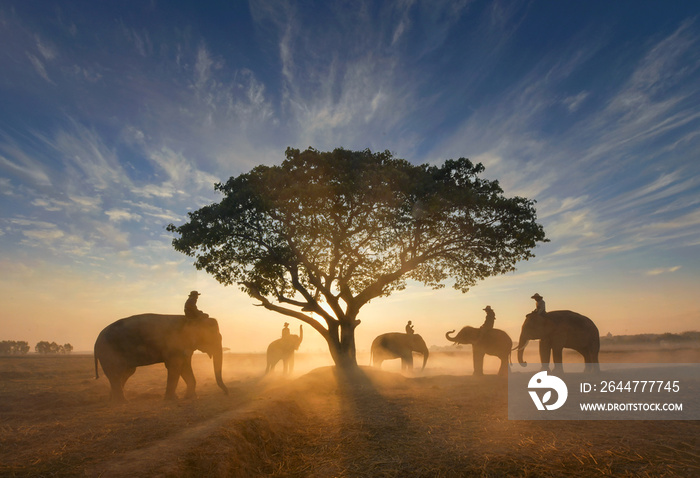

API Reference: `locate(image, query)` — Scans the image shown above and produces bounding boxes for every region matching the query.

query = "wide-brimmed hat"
[531,293,543,300]
[189,290,201,296]
[284,322,289,327]
[483,305,493,312]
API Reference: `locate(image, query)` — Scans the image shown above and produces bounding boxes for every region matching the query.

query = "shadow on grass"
[333,366,427,476]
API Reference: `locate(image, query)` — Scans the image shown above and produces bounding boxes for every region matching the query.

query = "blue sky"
[1,1,699,354]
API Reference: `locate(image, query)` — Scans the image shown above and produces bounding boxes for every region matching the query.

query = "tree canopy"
[168,147,547,367]
[34,341,73,354]
[0,340,30,355]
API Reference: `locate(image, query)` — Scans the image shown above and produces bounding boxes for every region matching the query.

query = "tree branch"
[240,282,331,340]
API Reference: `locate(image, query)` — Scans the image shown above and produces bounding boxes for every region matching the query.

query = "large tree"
[168,148,547,368]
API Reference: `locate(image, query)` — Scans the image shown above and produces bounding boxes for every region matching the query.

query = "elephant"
[266,325,303,375]
[445,326,513,376]
[94,313,229,401]
[370,333,429,371]
[517,310,600,373]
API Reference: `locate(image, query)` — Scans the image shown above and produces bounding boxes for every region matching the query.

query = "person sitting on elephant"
[281,322,290,339]
[406,320,415,334]
[184,291,209,320]
[481,306,495,331]
[531,293,546,315]
[478,306,496,341]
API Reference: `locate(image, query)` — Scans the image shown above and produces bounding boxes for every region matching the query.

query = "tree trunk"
[325,318,360,369]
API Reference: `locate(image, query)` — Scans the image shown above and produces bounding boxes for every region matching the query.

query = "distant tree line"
[601,331,700,345]
[0,340,74,355]
[0,340,31,355]
[35,341,74,354]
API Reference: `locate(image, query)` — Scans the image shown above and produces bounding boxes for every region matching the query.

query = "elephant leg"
[552,348,564,373]
[498,355,509,376]
[472,350,484,376]
[282,358,289,376]
[164,359,183,400]
[539,340,551,369]
[121,367,136,388]
[181,360,197,399]
[108,374,127,402]
[266,356,276,374]
[288,354,295,375]
[584,349,600,373]
[401,354,414,371]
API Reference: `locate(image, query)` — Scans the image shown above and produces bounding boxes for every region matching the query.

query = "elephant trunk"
[213,347,228,395]
[421,349,429,371]
[299,325,303,342]
[517,335,529,367]
[445,330,457,343]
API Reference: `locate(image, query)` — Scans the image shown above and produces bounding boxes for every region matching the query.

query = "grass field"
[1,347,699,477]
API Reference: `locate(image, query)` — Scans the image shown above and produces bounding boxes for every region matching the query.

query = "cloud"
[146,147,219,193]
[119,22,153,57]
[563,91,589,112]
[26,52,53,83]
[31,198,66,211]
[35,35,56,60]
[610,19,697,114]
[105,208,142,222]
[194,43,216,94]
[126,200,182,223]
[33,121,132,193]
[0,151,52,186]
[646,266,681,276]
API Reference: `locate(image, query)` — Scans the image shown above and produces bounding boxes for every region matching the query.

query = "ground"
[1,347,699,477]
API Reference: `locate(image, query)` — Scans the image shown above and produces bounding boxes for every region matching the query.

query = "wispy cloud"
[105,208,142,223]
[26,52,53,83]
[646,266,681,276]
[0,137,52,186]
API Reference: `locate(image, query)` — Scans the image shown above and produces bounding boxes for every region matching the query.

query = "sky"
[1,1,699,357]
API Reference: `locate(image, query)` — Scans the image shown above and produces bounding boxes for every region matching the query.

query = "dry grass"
[1,350,699,477]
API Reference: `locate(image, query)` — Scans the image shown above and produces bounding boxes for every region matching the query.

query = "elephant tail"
[94,354,99,379]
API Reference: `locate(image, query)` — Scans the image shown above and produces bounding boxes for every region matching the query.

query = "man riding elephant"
[184,291,209,320]
[478,306,496,342]
[531,293,546,315]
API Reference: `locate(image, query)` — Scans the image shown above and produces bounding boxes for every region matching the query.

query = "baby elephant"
[94,313,228,401]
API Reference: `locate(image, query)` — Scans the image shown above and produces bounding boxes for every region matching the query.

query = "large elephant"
[94,313,229,401]
[445,326,512,376]
[370,333,429,371]
[517,310,600,373]
[266,325,303,375]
